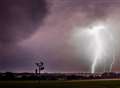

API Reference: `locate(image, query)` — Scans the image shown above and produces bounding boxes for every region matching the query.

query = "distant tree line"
[0,72,120,80]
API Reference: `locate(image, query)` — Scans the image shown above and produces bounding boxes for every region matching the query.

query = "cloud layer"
[1,0,120,73]
[0,0,48,44]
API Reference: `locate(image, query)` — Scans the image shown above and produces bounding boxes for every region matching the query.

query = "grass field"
[0,80,120,88]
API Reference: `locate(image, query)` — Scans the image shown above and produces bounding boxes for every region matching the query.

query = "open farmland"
[0,80,120,88]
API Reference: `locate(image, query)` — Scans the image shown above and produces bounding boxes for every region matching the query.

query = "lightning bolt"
[88,24,104,73]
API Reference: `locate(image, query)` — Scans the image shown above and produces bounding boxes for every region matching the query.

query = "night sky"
[1,0,120,73]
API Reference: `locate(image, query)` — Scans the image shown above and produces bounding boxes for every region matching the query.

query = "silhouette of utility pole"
[35,61,44,83]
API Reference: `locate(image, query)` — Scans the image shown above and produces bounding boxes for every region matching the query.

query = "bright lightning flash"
[89,24,105,73]
[72,22,115,73]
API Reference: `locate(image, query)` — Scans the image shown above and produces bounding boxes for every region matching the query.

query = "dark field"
[0,80,120,88]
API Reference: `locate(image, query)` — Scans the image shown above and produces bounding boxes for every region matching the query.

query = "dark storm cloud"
[0,0,48,44]
[0,0,48,72]
[1,0,120,73]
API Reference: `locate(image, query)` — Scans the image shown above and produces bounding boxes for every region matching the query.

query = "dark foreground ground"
[0,80,120,88]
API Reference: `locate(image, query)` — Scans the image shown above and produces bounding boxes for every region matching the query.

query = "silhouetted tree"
[35,61,44,82]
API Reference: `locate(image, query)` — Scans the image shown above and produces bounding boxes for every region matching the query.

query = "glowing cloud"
[71,22,115,73]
